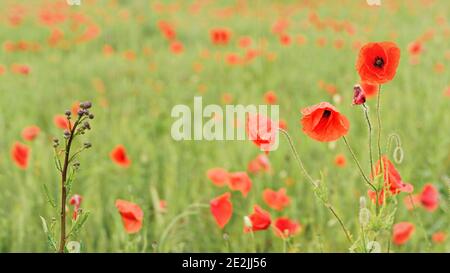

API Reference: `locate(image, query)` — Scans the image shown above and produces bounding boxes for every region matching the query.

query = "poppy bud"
[352,84,366,105]
[77,109,85,116]
[359,208,370,227]
[80,101,92,109]
[83,121,91,130]
[360,196,367,209]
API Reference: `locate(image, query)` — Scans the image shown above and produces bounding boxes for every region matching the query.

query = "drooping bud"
[352,84,366,105]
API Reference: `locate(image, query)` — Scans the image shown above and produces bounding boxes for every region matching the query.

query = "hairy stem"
[58,117,80,253]
[279,128,352,244]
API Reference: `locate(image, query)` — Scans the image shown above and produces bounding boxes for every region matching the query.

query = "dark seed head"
[65,110,71,116]
[80,101,92,109]
[84,142,92,149]
[374,57,384,68]
[63,130,71,138]
[322,109,332,118]
[77,109,85,116]
[89,113,94,119]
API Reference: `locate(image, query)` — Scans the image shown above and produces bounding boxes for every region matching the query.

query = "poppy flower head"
[210,28,231,45]
[228,172,252,197]
[21,125,40,141]
[432,231,446,244]
[334,154,346,167]
[419,184,439,212]
[244,205,271,233]
[408,41,423,56]
[210,192,233,229]
[264,91,277,104]
[11,141,30,169]
[372,156,413,195]
[110,145,131,167]
[170,41,184,54]
[356,42,401,84]
[262,188,290,211]
[246,113,278,152]
[54,114,71,130]
[115,199,144,234]
[206,168,229,187]
[392,222,415,245]
[301,102,350,142]
[274,217,301,238]
[69,194,83,220]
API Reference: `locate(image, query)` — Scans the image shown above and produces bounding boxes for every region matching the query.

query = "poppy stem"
[342,136,377,193]
[278,128,317,187]
[376,85,383,174]
[362,104,375,176]
[407,193,432,249]
[58,115,81,253]
[279,128,353,245]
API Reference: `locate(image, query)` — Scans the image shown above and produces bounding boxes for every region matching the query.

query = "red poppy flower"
[247,154,271,174]
[262,188,290,211]
[360,82,379,98]
[210,192,233,229]
[264,91,277,104]
[368,156,413,204]
[392,222,415,245]
[226,53,241,65]
[228,172,252,197]
[11,64,30,75]
[280,34,291,46]
[210,28,231,45]
[238,36,252,48]
[11,141,30,169]
[408,41,423,56]
[356,42,401,84]
[244,205,271,233]
[432,231,446,244]
[334,154,346,167]
[170,41,183,54]
[115,199,143,234]
[53,115,71,130]
[246,113,278,152]
[419,184,439,212]
[110,145,131,167]
[273,217,301,238]
[69,194,83,220]
[206,168,229,187]
[301,102,350,142]
[278,119,288,130]
[21,125,40,141]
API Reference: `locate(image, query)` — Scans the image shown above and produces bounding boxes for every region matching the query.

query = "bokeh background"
[0,0,448,252]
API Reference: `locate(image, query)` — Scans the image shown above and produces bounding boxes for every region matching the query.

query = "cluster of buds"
[75,101,94,136]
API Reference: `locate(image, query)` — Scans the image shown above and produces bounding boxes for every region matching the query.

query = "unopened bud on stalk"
[244,216,253,229]
[360,196,367,209]
[63,130,71,139]
[359,208,370,227]
[352,84,366,105]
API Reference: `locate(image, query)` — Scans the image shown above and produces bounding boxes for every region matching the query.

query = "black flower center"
[322,109,331,119]
[374,57,385,68]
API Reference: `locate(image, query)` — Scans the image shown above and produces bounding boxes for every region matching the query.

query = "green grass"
[0,0,448,252]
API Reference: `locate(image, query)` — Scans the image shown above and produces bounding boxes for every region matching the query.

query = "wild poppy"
[247,154,271,174]
[262,188,290,211]
[238,36,252,48]
[408,41,423,56]
[278,119,288,130]
[21,125,40,141]
[170,41,183,54]
[11,141,30,169]
[279,34,291,46]
[69,194,83,220]
[301,102,349,142]
[244,205,271,233]
[110,145,131,167]
[352,85,366,105]
[264,91,277,104]
[206,168,229,187]
[226,53,241,65]
[11,64,30,75]
[210,192,233,228]
[53,115,70,130]
[115,199,143,234]
[274,217,301,238]
[228,172,252,197]
[392,222,415,245]
[368,156,413,204]
[432,231,446,244]
[334,154,346,167]
[246,113,278,152]
[210,28,231,45]
[356,42,401,84]
[419,184,439,212]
